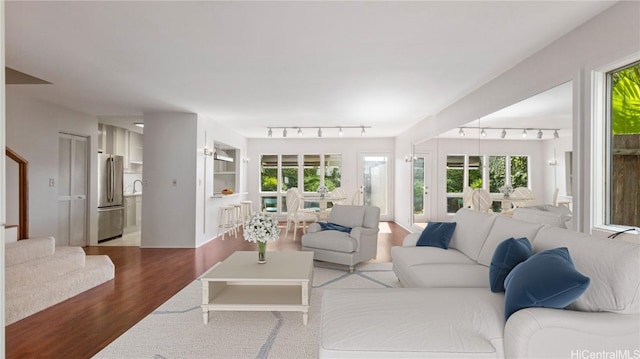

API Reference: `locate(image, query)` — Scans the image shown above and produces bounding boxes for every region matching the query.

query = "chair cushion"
[416,222,457,249]
[504,247,590,320]
[301,231,357,253]
[329,205,366,228]
[489,237,532,292]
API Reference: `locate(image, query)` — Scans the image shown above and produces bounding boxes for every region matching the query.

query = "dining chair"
[285,188,318,240]
[321,187,348,217]
[462,186,473,209]
[510,187,535,208]
[470,188,493,213]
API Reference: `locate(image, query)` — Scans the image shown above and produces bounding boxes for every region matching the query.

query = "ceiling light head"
[361,127,366,137]
[298,128,303,136]
[522,129,527,138]
[318,128,322,137]
[283,128,287,138]
[338,127,343,136]
[459,128,465,137]
[500,129,507,139]
[537,130,543,139]
[554,130,559,139]
[267,128,272,137]
[480,128,487,137]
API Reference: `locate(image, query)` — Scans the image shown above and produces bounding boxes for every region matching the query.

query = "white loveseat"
[319,209,640,358]
[5,237,115,325]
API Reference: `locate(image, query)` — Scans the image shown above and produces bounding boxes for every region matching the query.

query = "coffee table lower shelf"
[202,283,309,325]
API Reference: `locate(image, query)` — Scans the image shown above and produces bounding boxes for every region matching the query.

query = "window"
[607,62,640,227]
[446,154,529,214]
[260,155,278,192]
[259,153,342,213]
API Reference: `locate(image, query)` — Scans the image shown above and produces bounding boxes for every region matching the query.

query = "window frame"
[592,56,640,232]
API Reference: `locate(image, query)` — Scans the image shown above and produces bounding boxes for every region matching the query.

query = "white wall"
[1,0,7,349]
[395,2,640,233]
[195,117,247,247]
[247,137,395,218]
[5,91,100,245]
[140,112,198,248]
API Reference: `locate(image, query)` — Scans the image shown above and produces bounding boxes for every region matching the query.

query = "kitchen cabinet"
[129,131,143,164]
[124,194,142,231]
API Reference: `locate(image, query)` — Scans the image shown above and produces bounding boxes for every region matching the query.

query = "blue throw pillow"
[416,222,457,249]
[504,247,590,320]
[489,237,532,293]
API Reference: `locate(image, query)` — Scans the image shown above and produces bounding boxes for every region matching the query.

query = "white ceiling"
[5,1,614,138]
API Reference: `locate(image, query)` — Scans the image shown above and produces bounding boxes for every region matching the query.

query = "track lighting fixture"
[457,126,560,139]
[266,126,371,138]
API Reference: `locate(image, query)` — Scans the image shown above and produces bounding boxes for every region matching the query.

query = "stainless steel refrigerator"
[97,153,124,242]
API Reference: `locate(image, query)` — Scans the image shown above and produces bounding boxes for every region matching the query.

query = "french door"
[358,153,392,221]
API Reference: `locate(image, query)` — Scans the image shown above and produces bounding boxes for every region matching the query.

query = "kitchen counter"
[124,192,143,197]
[211,192,247,198]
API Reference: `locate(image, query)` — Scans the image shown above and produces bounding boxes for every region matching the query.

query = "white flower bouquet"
[500,185,514,197]
[244,211,280,243]
[317,185,329,197]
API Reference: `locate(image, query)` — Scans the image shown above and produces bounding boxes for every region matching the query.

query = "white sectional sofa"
[319,209,640,358]
[5,237,115,325]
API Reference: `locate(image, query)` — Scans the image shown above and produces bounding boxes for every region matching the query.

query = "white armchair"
[301,205,380,272]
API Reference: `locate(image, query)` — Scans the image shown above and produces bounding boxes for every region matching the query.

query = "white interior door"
[58,133,88,246]
[359,153,392,221]
[413,153,432,225]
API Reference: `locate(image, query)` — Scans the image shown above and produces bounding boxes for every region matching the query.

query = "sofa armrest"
[307,222,322,233]
[349,227,379,240]
[505,308,640,358]
[402,233,421,247]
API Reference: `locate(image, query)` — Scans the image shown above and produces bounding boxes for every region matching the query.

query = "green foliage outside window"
[261,168,277,191]
[489,156,506,193]
[510,156,529,188]
[611,63,640,134]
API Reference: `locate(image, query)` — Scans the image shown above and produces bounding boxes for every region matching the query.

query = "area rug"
[93,261,400,359]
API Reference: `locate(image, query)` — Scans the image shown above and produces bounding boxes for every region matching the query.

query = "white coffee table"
[200,251,314,325]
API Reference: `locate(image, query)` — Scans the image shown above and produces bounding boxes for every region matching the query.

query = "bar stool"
[231,203,243,232]
[217,205,237,240]
[240,200,253,226]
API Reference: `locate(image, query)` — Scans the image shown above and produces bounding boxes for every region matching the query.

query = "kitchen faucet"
[133,179,143,194]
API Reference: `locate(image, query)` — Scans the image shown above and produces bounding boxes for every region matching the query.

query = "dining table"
[301,194,347,220]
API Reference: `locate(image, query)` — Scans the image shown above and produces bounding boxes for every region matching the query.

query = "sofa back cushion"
[363,206,381,229]
[513,205,572,229]
[329,205,366,229]
[533,226,640,314]
[448,209,498,261]
[477,217,543,266]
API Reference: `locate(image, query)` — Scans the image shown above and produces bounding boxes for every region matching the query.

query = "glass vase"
[257,241,266,264]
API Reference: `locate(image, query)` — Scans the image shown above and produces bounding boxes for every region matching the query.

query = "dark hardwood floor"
[5,222,408,359]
